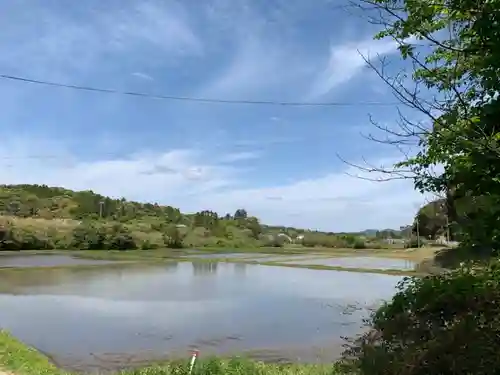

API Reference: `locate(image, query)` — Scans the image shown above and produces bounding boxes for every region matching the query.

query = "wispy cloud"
[132,72,154,81]
[219,151,262,163]
[0,1,201,78]
[198,38,287,99]
[308,37,399,99]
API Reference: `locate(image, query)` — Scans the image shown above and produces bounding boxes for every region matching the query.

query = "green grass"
[0,330,61,375]
[0,331,342,375]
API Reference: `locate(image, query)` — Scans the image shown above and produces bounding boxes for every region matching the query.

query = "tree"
[351,0,500,252]
[162,225,184,249]
[414,199,448,239]
[233,209,248,220]
[338,2,500,374]
[246,217,262,240]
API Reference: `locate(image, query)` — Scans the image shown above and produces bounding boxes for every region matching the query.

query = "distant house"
[295,234,305,243]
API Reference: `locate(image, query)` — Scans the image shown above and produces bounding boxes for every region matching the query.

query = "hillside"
[0,184,379,251]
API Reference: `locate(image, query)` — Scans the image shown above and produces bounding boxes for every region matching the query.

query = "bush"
[163,225,184,248]
[0,224,54,250]
[140,239,159,250]
[353,240,366,249]
[405,237,425,248]
[0,225,18,250]
[261,235,286,247]
[108,232,136,250]
[71,223,107,250]
[340,262,500,375]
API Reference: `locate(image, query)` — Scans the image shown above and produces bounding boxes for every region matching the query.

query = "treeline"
[0,220,141,250]
[0,184,392,251]
[0,217,388,251]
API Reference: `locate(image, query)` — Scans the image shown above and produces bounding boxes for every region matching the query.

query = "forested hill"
[0,184,304,233]
[0,184,388,251]
[0,184,186,222]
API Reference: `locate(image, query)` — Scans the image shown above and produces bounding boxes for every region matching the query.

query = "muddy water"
[0,260,402,372]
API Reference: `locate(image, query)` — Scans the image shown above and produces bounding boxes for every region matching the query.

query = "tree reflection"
[192,261,218,275]
[234,263,247,276]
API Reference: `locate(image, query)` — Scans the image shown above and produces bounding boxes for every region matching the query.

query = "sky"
[0,0,428,231]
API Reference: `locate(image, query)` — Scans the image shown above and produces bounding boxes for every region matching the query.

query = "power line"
[0,74,399,107]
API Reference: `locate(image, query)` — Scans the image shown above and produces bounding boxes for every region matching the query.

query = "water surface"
[181,253,328,262]
[280,256,416,270]
[0,262,401,372]
[0,254,117,268]
[180,253,271,259]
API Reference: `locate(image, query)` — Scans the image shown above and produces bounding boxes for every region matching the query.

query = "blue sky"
[0,0,427,231]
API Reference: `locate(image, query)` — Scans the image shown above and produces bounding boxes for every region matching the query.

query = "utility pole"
[446,215,450,243]
[416,218,420,248]
[99,201,104,218]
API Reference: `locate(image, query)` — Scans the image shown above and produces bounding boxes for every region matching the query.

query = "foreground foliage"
[372,0,500,251]
[0,330,340,375]
[338,0,500,373]
[340,263,500,375]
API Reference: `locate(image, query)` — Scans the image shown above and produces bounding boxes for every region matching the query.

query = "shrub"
[405,237,425,248]
[340,262,500,375]
[108,232,136,250]
[140,239,159,250]
[353,240,366,249]
[71,223,106,250]
[261,235,286,247]
[162,225,184,249]
[0,225,18,250]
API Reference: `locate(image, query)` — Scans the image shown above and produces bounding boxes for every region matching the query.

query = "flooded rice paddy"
[0,254,404,372]
[279,256,416,270]
[0,254,119,268]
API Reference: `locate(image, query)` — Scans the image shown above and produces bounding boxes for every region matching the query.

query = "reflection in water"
[234,263,247,276]
[164,262,179,272]
[192,262,218,275]
[0,261,402,372]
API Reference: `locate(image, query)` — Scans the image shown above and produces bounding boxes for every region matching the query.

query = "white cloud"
[132,72,154,81]
[218,151,261,163]
[198,38,291,98]
[0,138,424,231]
[0,1,201,78]
[308,37,400,99]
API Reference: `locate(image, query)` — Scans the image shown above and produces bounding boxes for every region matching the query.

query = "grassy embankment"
[0,331,340,375]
